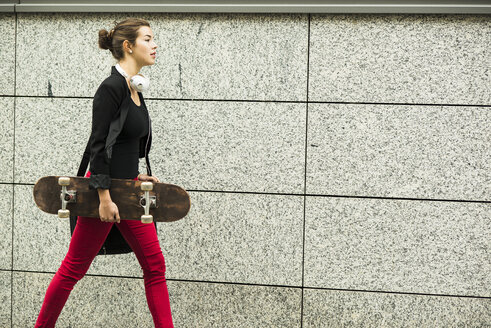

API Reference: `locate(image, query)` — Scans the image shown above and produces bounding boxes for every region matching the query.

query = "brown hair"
[98,18,150,60]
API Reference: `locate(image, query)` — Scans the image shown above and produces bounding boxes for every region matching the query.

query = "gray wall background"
[0,11,490,327]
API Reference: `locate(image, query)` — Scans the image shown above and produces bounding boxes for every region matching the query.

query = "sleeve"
[88,82,121,190]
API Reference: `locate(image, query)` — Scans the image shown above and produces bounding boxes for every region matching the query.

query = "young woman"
[35,18,174,327]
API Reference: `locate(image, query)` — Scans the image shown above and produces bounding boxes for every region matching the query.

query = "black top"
[88,66,152,191]
[109,92,149,179]
[77,66,155,257]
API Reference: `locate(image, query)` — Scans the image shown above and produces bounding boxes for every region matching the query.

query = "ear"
[122,40,132,52]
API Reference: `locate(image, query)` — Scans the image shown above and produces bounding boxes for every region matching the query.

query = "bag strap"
[145,154,152,176]
[77,136,152,177]
[77,137,91,177]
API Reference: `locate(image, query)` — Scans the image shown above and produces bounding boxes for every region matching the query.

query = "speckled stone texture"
[309,14,491,105]
[13,185,71,272]
[15,97,306,193]
[16,184,304,286]
[146,99,306,193]
[159,191,304,286]
[86,247,142,277]
[146,13,308,101]
[307,103,490,201]
[169,281,301,328]
[0,184,13,270]
[303,289,491,328]
[0,271,11,327]
[12,271,153,327]
[0,97,14,183]
[304,196,491,297]
[16,12,308,101]
[16,13,118,98]
[14,97,92,184]
[0,14,15,96]
[12,272,301,328]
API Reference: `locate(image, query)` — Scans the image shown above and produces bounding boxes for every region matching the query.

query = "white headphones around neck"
[115,63,150,93]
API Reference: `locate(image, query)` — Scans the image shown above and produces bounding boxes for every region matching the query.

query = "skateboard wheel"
[58,177,70,186]
[141,182,153,191]
[58,209,70,218]
[141,215,153,224]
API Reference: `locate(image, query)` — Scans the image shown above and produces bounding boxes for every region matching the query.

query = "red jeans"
[35,172,174,328]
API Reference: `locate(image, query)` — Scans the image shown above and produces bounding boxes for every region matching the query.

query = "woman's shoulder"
[96,73,126,97]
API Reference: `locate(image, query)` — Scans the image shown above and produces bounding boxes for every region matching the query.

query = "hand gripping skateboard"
[33,176,191,223]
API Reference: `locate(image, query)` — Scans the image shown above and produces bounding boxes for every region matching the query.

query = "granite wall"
[0,12,489,327]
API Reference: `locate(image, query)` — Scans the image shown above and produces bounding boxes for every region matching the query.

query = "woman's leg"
[34,217,114,328]
[116,220,174,328]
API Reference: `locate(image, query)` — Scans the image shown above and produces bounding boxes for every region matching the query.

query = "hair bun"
[98,28,113,50]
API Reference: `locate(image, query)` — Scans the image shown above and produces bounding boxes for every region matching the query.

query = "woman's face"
[130,26,158,66]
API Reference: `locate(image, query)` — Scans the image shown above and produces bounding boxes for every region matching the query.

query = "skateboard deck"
[33,176,191,223]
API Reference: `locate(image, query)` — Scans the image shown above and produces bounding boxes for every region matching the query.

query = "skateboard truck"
[140,182,154,224]
[58,177,76,219]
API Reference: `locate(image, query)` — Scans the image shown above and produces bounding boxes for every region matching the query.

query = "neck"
[118,59,142,77]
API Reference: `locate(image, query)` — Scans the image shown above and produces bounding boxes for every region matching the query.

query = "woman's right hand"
[99,200,121,223]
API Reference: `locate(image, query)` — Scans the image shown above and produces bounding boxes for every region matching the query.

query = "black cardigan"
[69,65,156,256]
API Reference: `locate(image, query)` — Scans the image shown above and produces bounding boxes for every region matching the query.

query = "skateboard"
[33,176,191,223]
